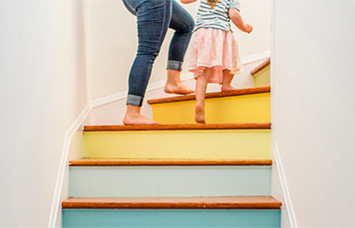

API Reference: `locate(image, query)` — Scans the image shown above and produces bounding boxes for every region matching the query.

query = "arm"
[229,8,253,33]
[180,0,198,4]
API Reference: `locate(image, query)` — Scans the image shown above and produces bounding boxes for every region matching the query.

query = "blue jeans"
[123,0,194,106]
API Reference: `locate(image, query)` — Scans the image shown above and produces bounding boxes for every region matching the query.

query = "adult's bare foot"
[165,69,194,95]
[221,85,237,92]
[195,102,206,124]
[164,82,195,95]
[123,113,160,125]
[123,104,160,125]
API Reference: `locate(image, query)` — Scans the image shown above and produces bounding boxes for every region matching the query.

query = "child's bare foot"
[195,102,206,124]
[123,113,160,125]
[221,85,237,92]
[164,82,195,95]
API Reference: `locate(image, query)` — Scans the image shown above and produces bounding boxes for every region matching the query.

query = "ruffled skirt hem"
[188,28,244,84]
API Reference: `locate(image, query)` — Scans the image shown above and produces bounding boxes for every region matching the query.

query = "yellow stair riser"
[253,66,270,87]
[84,130,271,160]
[151,93,270,124]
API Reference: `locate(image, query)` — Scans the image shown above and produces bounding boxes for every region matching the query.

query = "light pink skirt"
[189,28,244,84]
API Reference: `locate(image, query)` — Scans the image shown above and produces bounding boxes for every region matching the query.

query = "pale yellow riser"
[151,93,270,124]
[253,66,270,87]
[84,129,271,160]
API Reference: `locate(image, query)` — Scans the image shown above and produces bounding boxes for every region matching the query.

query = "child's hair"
[207,0,219,9]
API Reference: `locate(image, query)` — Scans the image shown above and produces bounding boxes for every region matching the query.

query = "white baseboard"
[274,141,298,228]
[48,103,92,228]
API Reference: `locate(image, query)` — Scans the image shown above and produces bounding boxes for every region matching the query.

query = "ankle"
[196,101,204,107]
[166,77,182,85]
[125,105,141,116]
[167,70,182,83]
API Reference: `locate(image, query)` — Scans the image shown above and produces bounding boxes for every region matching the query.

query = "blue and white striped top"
[195,0,241,32]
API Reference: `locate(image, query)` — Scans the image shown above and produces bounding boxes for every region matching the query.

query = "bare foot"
[221,85,237,92]
[123,113,160,125]
[165,69,195,95]
[195,102,206,124]
[164,82,195,95]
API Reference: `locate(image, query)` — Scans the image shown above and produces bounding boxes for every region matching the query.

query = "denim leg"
[124,0,173,106]
[167,0,195,71]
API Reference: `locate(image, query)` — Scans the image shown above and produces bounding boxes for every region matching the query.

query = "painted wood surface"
[149,93,271,124]
[251,58,270,87]
[62,196,281,209]
[253,66,270,87]
[147,86,270,104]
[84,129,271,159]
[84,123,271,131]
[69,166,271,197]
[69,159,272,166]
[251,58,270,75]
[63,209,281,227]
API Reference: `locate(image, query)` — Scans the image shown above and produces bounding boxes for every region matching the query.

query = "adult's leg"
[123,0,172,124]
[164,0,195,95]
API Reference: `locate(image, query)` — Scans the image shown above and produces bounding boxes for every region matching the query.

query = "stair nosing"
[62,196,281,209]
[84,122,271,131]
[147,86,270,105]
[69,159,273,166]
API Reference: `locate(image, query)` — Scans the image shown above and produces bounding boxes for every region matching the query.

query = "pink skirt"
[189,28,244,84]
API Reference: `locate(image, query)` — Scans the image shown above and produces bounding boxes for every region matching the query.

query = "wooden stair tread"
[84,123,271,131]
[62,196,281,209]
[147,86,270,105]
[69,159,272,166]
[250,58,270,75]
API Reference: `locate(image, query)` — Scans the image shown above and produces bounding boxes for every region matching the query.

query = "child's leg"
[195,68,212,124]
[221,69,237,92]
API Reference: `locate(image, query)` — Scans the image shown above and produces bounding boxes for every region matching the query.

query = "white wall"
[89,0,271,100]
[0,1,89,227]
[272,0,355,227]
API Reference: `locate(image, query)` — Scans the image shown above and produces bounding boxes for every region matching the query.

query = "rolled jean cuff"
[167,60,183,71]
[126,94,144,107]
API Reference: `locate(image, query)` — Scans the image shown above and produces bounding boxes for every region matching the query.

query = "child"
[182,0,253,123]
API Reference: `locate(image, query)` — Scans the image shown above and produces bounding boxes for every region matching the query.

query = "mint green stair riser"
[63,209,281,228]
[69,166,271,197]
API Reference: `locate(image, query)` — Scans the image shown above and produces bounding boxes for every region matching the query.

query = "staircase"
[251,58,270,88]
[62,61,280,227]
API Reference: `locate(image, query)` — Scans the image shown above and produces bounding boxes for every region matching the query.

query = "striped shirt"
[195,0,241,32]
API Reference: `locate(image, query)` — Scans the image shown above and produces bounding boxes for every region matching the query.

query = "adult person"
[122,0,195,125]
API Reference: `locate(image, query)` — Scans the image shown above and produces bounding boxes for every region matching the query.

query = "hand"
[244,24,253,34]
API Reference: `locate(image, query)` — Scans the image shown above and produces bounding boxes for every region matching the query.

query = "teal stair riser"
[69,166,271,197]
[63,209,281,228]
